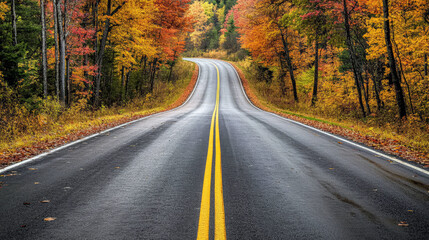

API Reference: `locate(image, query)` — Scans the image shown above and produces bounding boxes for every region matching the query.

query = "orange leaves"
[107,0,192,70]
[0,1,9,21]
[154,0,193,61]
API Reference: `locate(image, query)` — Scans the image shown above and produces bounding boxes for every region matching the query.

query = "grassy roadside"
[228,60,429,168]
[0,60,198,167]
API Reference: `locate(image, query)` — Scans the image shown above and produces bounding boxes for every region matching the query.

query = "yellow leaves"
[187,1,210,48]
[201,1,215,18]
[105,0,158,69]
[44,217,56,222]
[216,5,225,24]
[0,1,8,21]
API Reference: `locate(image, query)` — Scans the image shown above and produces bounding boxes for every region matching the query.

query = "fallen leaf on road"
[34,182,40,184]
[407,210,414,212]
[115,167,120,169]
[28,168,37,171]
[337,141,342,144]
[398,221,409,227]
[40,200,50,203]
[23,202,31,205]
[44,217,56,222]
[329,168,334,170]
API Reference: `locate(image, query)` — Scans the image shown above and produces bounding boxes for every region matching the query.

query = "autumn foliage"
[0,0,196,165]
[229,0,429,161]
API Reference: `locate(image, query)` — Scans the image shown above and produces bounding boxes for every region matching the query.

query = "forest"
[1,0,429,163]
[185,0,429,161]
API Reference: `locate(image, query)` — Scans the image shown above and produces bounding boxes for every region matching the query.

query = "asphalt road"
[0,59,428,239]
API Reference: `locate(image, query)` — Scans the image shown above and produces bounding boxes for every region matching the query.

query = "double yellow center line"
[197,64,226,240]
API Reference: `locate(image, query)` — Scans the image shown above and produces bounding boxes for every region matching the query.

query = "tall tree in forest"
[94,0,126,106]
[11,0,17,46]
[342,0,366,117]
[53,0,60,97]
[187,0,211,50]
[235,0,299,101]
[154,0,192,83]
[55,0,67,104]
[264,0,298,101]
[41,0,48,98]
[298,0,328,106]
[382,0,407,118]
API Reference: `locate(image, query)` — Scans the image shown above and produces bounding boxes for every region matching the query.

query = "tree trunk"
[342,0,366,117]
[363,78,371,114]
[11,0,17,46]
[121,66,125,102]
[92,0,98,101]
[125,70,130,98]
[279,28,298,102]
[84,54,89,92]
[367,61,383,111]
[150,59,157,93]
[382,0,407,119]
[372,77,382,111]
[168,62,175,82]
[94,0,125,107]
[311,38,319,106]
[139,55,147,95]
[57,0,66,105]
[53,0,60,98]
[277,53,287,97]
[392,36,415,114]
[41,0,48,98]
[66,57,71,106]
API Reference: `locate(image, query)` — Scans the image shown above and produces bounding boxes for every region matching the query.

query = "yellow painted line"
[213,64,226,240]
[197,63,226,240]
[197,104,216,240]
[214,95,226,240]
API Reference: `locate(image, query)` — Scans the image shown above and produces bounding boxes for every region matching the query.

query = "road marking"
[214,64,226,240]
[197,105,216,240]
[197,64,226,240]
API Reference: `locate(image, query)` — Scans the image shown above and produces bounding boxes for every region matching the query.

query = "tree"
[382,0,407,119]
[40,0,48,98]
[235,0,299,101]
[298,0,328,106]
[93,0,126,106]
[342,0,366,117]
